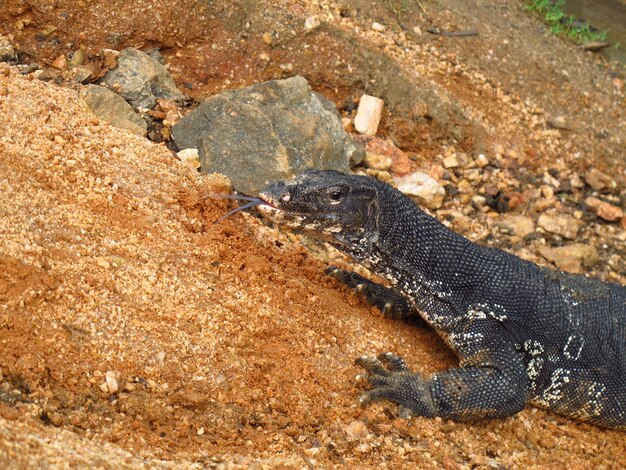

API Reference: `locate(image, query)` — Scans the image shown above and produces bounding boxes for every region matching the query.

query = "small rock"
[584,168,615,191]
[471,195,487,209]
[548,115,568,130]
[496,214,535,238]
[394,172,446,209]
[103,371,119,394]
[537,211,582,239]
[456,179,473,194]
[412,26,422,36]
[100,48,184,109]
[258,52,271,62]
[570,173,584,189]
[537,244,598,274]
[507,192,527,211]
[304,16,321,31]
[52,54,67,70]
[464,168,481,183]
[362,153,392,171]
[83,84,147,136]
[171,389,209,409]
[442,155,459,169]
[345,421,368,440]
[475,154,489,168]
[541,185,554,199]
[354,94,384,136]
[176,148,201,169]
[0,35,16,62]
[613,78,624,91]
[71,65,94,84]
[585,197,624,222]
[262,32,273,45]
[95,256,111,269]
[68,48,84,67]
[372,22,386,32]
[352,135,411,175]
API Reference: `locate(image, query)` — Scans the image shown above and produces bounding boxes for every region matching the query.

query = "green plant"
[525,0,609,44]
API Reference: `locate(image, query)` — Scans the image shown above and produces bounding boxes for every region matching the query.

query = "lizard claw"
[378,352,408,372]
[324,265,339,275]
[398,406,415,419]
[354,352,436,419]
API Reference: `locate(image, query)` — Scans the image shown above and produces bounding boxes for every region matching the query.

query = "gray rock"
[83,85,147,136]
[100,48,184,109]
[172,76,364,195]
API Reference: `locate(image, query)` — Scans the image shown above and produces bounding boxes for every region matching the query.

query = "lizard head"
[257,169,380,246]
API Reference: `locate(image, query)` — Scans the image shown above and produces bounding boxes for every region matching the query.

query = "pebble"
[96,256,111,269]
[362,153,392,171]
[354,94,384,136]
[496,214,535,238]
[584,168,615,191]
[456,179,473,194]
[0,35,16,61]
[52,54,67,70]
[475,154,489,168]
[537,244,598,274]
[548,115,568,129]
[345,420,368,440]
[100,371,119,394]
[585,197,624,222]
[471,195,487,209]
[372,22,386,32]
[442,155,459,169]
[541,185,554,199]
[613,78,624,91]
[352,135,412,175]
[394,172,446,209]
[176,148,201,169]
[304,16,321,32]
[570,173,584,189]
[262,33,273,45]
[537,211,582,239]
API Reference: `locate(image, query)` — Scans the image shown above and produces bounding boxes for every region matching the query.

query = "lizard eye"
[329,190,343,202]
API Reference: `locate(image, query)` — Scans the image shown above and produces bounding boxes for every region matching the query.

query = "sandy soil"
[0,0,625,468]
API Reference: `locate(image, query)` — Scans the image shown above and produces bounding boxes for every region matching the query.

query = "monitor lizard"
[253,169,625,429]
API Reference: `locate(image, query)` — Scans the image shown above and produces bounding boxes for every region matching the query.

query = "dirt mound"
[0,62,624,468]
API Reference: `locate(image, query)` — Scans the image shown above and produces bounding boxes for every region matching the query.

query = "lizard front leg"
[356,335,529,421]
[326,266,426,327]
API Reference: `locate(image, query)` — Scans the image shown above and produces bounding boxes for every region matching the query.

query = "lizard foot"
[326,266,421,323]
[354,352,436,418]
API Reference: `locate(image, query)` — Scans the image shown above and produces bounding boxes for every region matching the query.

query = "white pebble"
[304,16,321,32]
[354,94,384,136]
[176,148,201,169]
[105,371,119,394]
[372,22,385,32]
